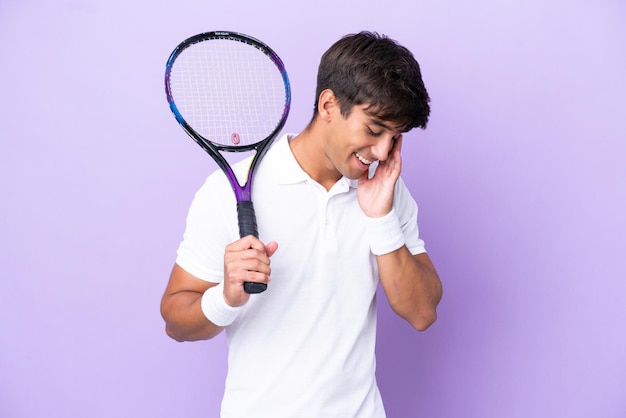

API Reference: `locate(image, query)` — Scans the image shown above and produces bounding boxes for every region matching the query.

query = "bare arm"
[357,134,442,330]
[377,250,442,331]
[160,236,278,342]
[160,264,224,342]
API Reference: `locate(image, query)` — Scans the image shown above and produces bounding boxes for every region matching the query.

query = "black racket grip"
[237,200,259,238]
[237,201,268,294]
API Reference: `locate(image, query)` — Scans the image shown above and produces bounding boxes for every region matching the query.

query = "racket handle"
[237,200,259,238]
[237,201,268,294]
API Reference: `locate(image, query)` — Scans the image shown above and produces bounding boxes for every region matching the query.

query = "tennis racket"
[165,31,291,294]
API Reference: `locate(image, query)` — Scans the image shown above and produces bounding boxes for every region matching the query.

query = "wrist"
[200,281,243,327]
[364,208,405,256]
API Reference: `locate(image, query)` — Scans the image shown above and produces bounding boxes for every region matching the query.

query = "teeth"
[356,153,373,165]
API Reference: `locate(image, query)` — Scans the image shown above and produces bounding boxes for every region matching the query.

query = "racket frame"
[165,31,291,293]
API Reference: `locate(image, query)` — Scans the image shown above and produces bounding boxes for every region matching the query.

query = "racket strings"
[168,38,287,148]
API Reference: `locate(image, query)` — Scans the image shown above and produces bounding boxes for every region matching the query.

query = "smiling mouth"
[355,152,373,165]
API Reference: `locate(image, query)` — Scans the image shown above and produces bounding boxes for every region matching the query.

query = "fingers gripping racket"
[165,31,291,294]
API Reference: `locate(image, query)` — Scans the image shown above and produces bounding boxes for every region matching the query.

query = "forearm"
[377,249,442,331]
[161,291,225,342]
[160,264,226,342]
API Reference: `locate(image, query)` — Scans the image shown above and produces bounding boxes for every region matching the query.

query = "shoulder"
[194,168,236,203]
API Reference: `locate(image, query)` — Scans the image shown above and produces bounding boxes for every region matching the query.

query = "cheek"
[329,118,368,158]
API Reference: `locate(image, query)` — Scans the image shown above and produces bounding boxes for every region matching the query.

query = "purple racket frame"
[164,31,291,294]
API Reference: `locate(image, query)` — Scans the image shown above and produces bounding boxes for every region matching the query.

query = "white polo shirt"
[176,133,426,418]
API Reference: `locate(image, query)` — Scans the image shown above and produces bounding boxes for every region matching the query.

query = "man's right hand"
[223,236,279,307]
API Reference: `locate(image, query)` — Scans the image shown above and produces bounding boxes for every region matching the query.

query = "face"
[322,104,403,180]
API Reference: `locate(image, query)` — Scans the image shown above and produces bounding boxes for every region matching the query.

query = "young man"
[161,31,443,417]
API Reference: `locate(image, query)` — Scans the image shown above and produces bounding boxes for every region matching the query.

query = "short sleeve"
[175,171,240,282]
[393,176,426,255]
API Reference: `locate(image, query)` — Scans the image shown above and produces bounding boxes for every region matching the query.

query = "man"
[161,31,443,417]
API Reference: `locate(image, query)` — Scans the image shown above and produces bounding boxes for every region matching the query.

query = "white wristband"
[365,208,406,256]
[200,281,243,327]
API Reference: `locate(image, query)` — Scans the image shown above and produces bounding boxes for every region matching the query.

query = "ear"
[317,89,338,123]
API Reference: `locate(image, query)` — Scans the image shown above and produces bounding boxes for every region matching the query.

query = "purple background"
[1,1,625,417]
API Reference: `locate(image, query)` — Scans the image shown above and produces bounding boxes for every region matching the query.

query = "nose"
[371,135,395,161]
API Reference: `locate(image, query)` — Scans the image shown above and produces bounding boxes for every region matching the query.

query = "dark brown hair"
[313,31,431,131]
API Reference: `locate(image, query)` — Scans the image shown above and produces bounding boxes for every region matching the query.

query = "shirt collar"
[272,133,359,190]
[272,133,309,185]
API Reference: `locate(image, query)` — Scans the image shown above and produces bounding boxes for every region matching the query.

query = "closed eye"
[367,127,383,137]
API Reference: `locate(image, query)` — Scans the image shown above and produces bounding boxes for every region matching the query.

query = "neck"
[289,125,341,191]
